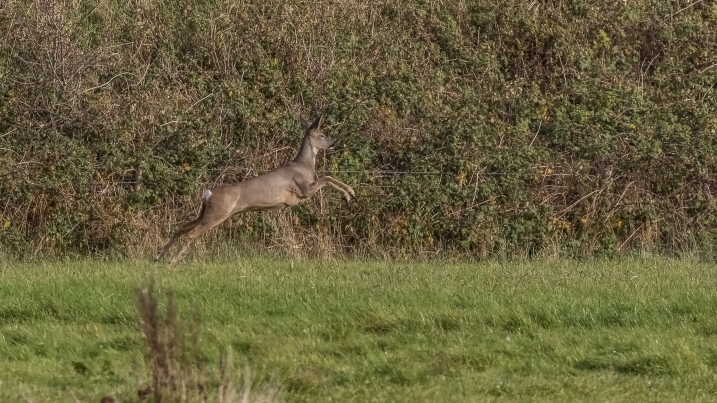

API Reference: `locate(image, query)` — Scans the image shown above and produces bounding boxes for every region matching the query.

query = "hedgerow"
[1,0,716,259]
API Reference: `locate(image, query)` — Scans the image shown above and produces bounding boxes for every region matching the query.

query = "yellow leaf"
[3,221,10,229]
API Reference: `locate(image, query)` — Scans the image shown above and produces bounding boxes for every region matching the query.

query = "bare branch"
[82,72,134,93]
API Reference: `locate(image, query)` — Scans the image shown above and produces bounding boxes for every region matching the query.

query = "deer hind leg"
[155,218,202,261]
[168,217,226,265]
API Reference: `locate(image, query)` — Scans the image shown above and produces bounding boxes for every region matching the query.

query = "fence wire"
[91,169,510,187]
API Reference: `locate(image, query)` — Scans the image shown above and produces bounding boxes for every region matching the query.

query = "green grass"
[1,257,717,402]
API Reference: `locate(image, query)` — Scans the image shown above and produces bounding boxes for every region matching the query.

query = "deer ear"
[300,116,311,131]
[308,116,323,133]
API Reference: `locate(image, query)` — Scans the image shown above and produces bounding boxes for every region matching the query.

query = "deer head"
[300,116,335,150]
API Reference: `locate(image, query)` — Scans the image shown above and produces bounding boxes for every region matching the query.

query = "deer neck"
[294,134,317,169]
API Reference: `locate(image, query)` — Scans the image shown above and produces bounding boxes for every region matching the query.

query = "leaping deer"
[155,116,355,264]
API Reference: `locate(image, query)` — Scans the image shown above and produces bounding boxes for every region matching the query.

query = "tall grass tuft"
[135,279,281,403]
[136,279,204,402]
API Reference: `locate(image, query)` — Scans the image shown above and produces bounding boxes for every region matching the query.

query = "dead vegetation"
[136,280,281,403]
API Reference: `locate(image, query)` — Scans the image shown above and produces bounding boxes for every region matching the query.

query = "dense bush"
[1,0,716,259]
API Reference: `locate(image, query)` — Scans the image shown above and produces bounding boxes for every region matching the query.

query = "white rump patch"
[203,189,212,200]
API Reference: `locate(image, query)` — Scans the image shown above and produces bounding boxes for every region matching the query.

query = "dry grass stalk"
[136,280,281,403]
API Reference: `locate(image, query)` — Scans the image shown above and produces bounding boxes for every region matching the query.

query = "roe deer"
[155,116,355,264]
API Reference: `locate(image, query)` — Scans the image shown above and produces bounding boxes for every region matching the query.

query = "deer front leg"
[295,177,354,204]
[320,176,355,202]
[325,182,354,205]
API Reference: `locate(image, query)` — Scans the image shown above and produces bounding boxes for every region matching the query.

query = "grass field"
[1,257,717,402]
